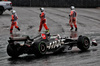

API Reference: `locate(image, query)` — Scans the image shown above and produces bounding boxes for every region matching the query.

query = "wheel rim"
[84,39,89,47]
[40,44,46,52]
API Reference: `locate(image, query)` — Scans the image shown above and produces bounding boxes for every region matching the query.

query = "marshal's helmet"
[40,7,44,12]
[71,6,75,10]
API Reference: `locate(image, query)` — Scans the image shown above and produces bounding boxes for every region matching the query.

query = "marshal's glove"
[69,15,71,17]
[69,15,71,19]
[11,19,14,21]
[39,14,41,18]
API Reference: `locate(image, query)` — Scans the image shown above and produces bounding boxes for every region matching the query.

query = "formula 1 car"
[7,32,97,58]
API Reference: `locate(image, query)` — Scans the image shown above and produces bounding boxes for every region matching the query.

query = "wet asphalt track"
[0,7,100,66]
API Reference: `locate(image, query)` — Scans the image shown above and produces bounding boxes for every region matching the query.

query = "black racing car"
[7,32,97,58]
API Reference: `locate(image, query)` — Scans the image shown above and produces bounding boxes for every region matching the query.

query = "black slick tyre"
[7,44,20,58]
[77,35,90,51]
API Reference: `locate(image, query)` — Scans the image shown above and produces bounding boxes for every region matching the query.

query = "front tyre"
[77,35,90,51]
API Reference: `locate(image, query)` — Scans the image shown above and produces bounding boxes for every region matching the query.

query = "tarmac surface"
[0,7,100,66]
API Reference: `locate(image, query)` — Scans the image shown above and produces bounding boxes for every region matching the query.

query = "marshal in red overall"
[38,8,49,32]
[10,10,20,34]
[69,6,77,31]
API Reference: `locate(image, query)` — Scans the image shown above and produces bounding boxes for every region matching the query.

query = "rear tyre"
[33,41,47,57]
[77,35,90,51]
[7,44,20,58]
